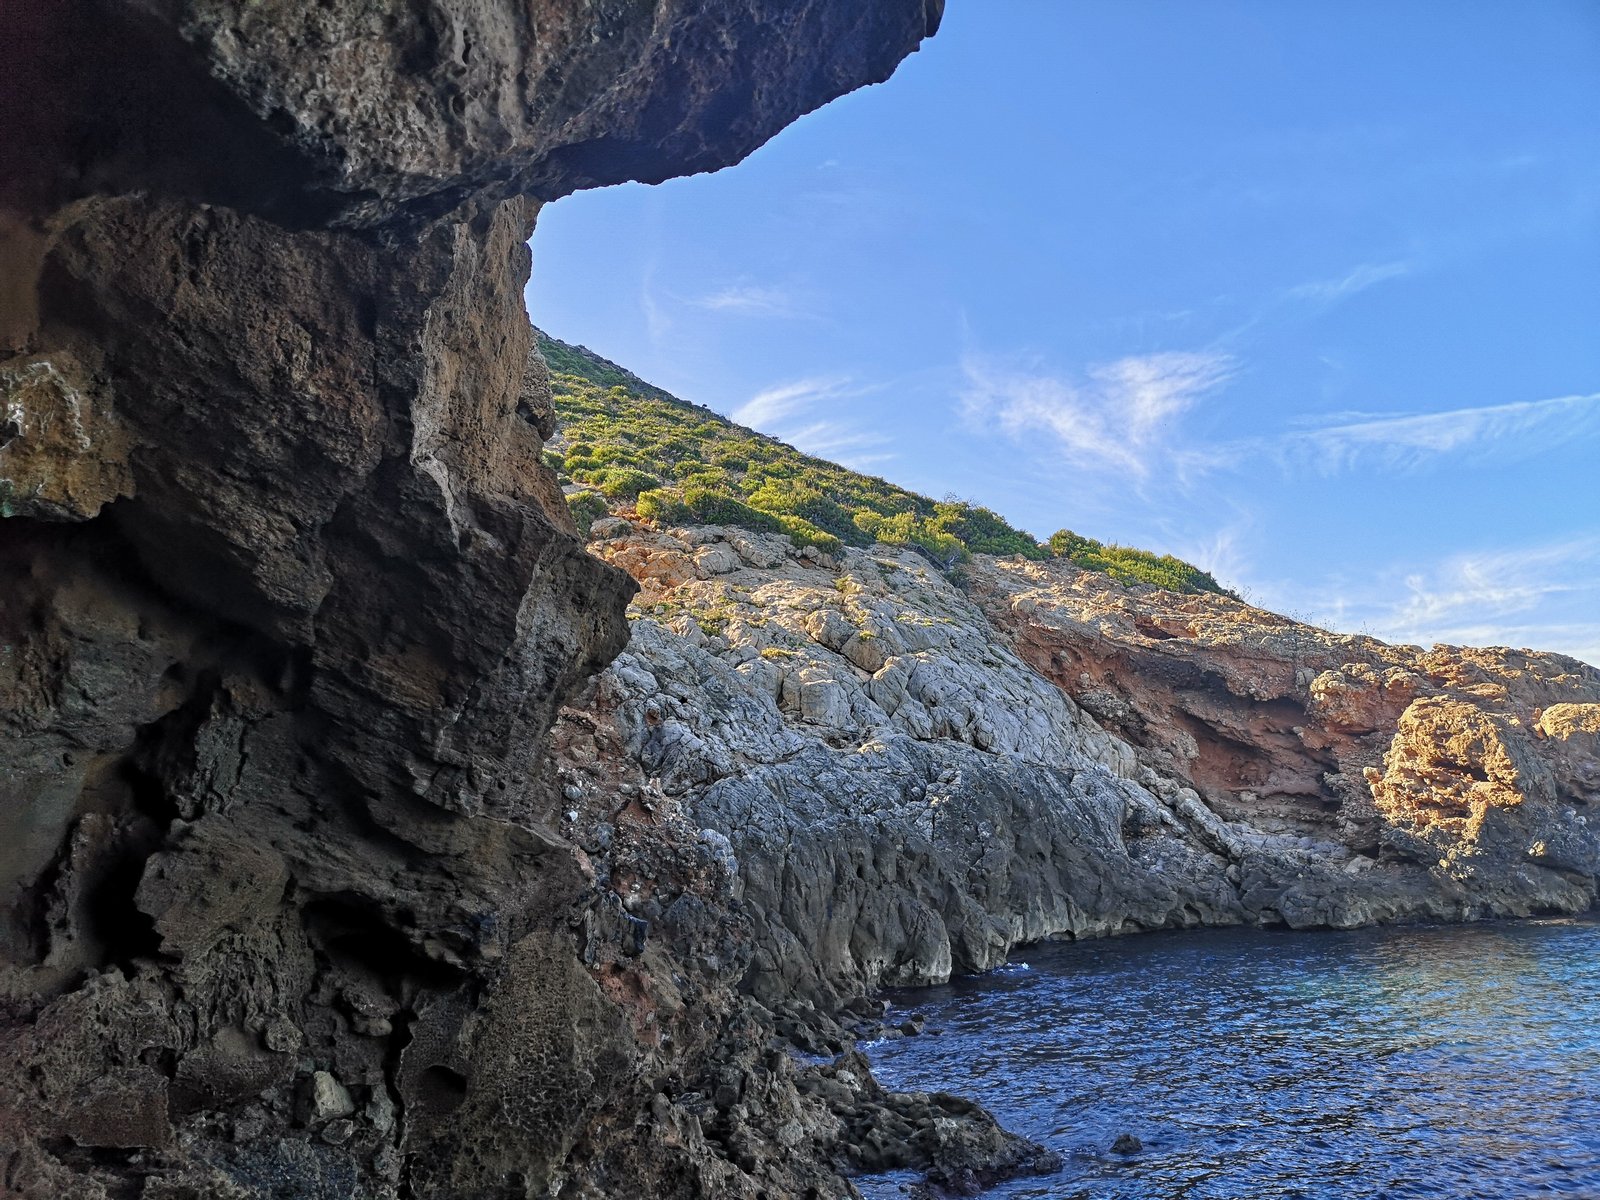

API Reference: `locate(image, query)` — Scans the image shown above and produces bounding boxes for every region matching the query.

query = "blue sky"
[526,1,1600,665]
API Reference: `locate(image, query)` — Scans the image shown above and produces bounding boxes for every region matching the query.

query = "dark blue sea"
[861,918,1600,1200]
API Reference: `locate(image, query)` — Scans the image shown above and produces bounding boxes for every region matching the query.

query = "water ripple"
[862,919,1600,1200]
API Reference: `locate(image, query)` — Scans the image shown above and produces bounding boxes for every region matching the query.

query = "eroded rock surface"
[974,557,1600,915]
[557,522,1600,1013]
[10,4,1598,1196]
[1,3,942,1197]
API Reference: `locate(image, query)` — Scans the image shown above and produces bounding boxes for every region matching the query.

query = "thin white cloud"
[640,262,671,347]
[1275,391,1600,474]
[1286,260,1412,305]
[689,283,813,319]
[1169,524,1254,591]
[731,377,895,470]
[732,376,855,428]
[836,451,898,470]
[781,420,886,457]
[1266,537,1600,667]
[1094,353,1234,440]
[961,350,1235,478]
[1390,539,1599,630]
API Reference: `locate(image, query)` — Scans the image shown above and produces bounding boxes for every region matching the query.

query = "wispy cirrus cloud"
[961,339,1600,488]
[640,272,817,342]
[640,263,671,347]
[1280,537,1600,667]
[1210,256,1417,346]
[783,422,894,464]
[1285,259,1412,305]
[732,377,893,470]
[1392,539,1598,630]
[960,350,1236,478]
[1271,390,1600,474]
[688,283,815,319]
[1167,389,1600,480]
[732,376,855,428]
[1168,522,1256,592]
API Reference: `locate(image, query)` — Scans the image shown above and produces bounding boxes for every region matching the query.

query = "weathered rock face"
[7,1,944,228]
[972,557,1600,916]
[559,521,1600,1012]
[1,4,939,1196]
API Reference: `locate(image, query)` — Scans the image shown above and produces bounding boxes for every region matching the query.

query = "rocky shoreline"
[3,3,1597,1197]
[535,506,1599,1193]
[558,517,1600,1007]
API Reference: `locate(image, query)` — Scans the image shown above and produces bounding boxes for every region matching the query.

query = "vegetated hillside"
[537,329,1232,596]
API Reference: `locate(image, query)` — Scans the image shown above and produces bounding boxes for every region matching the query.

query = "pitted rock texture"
[555,521,1600,1012]
[1,3,940,1197]
[7,1,942,227]
[972,556,1600,916]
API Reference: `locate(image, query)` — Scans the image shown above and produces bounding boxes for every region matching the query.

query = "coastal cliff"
[1,4,978,1197]
[975,561,1600,918]
[559,516,1600,1010]
[544,343,1600,1014]
[4,5,1597,1198]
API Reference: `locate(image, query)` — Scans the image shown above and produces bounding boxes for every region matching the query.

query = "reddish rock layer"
[972,557,1600,911]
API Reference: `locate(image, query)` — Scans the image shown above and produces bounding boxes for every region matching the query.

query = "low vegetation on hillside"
[538,331,1231,596]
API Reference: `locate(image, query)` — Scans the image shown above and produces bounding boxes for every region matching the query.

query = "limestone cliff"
[974,560,1600,917]
[7,5,1598,1197]
[555,515,1600,1010]
[0,4,956,1197]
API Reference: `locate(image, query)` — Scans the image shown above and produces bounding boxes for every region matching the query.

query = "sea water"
[861,918,1600,1199]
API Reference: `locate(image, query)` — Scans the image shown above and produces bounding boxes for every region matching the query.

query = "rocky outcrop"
[972,557,1600,916]
[558,521,1600,1012]
[9,4,1597,1196]
[1,4,943,1197]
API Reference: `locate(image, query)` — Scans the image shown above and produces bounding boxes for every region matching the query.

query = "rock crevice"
[1,4,941,1196]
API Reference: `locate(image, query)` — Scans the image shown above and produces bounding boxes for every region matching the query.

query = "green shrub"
[1047,529,1098,559]
[870,511,967,565]
[680,487,782,532]
[744,480,853,541]
[660,437,701,461]
[853,510,885,538]
[566,490,610,537]
[939,501,1048,559]
[635,488,692,525]
[535,327,1232,594]
[774,515,842,555]
[596,467,659,500]
[592,444,633,465]
[672,463,731,487]
[1047,529,1226,594]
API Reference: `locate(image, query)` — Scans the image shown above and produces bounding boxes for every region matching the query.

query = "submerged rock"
[796,1051,1063,1196]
